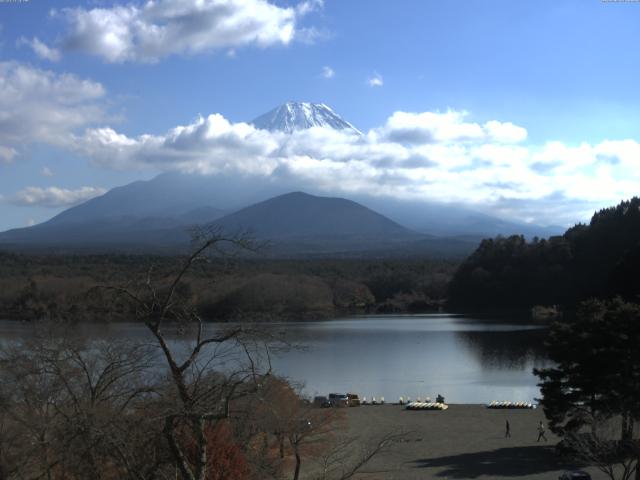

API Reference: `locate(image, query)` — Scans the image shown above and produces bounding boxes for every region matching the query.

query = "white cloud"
[9,186,107,208]
[367,72,383,87]
[322,65,334,79]
[296,0,323,16]
[0,61,107,160]
[75,114,282,174]
[373,111,527,145]
[483,120,528,143]
[54,0,319,63]
[0,146,17,164]
[40,166,54,177]
[17,37,62,62]
[294,26,329,44]
[69,107,640,225]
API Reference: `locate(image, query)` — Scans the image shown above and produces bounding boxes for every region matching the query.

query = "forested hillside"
[0,253,455,322]
[448,197,640,309]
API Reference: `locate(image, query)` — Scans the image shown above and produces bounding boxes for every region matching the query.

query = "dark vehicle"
[313,396,331,408]
[347,393,361,406]
[328,393,349,407]
[559,471,592,480]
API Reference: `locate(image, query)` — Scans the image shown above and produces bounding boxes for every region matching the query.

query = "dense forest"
[448,197,640,310]
[5,197,639,321]
[0,252,456,322]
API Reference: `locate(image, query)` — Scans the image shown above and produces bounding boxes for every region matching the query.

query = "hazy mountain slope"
[0,174,560,253]
[0,188,481,257]
[357,196,564,239]
[0,190,228,248]
[0,214,203,248]
[0,102,562,253]
[47,172,275,225]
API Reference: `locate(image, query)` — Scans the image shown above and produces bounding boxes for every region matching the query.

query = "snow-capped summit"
[251,102,361,134]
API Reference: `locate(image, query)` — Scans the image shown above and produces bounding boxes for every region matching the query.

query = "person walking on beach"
[505,420,511,438]
[537,421,547,442]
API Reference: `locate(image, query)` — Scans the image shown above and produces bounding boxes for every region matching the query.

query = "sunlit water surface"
[0,314,550,404]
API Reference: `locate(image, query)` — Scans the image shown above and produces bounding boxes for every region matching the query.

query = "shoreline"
[301,403,608,480]
[0,309,548,324]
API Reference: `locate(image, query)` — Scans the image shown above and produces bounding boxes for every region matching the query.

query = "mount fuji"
[251,102,361,134]
[0,102,561,255]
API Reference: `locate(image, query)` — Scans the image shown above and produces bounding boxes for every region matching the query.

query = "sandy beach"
[321,404,607,480]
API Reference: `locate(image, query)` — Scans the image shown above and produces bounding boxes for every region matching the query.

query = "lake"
[0,314,550,404]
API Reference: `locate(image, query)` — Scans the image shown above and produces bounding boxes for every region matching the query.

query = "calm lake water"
[0,314,549,404]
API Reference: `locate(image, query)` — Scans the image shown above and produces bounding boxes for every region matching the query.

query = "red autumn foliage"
[181,421,251,480]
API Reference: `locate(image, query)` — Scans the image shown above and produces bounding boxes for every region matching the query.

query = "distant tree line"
[0,252,456,322]
[448,197,640,310]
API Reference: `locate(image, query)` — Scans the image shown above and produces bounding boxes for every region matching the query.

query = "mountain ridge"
[0,190,479,257]
[0,102,562,255]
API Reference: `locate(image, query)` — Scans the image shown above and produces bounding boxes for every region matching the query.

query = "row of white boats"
[486,401,536,409]
[405,402,449,411]
[403,400,537,411]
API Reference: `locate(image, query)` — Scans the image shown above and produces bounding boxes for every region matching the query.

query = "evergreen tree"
[448,197,640,310]
[535,298,640,478]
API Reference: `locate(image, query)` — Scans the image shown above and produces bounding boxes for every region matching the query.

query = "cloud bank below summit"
[70,108,640,226]
[1,61,639,225]
[9,186,107,208]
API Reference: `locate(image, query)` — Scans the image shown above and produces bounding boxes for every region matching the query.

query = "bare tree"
[99,228,274,480]
[0,329,163,480]
[559,413,639,480]
[286,405,343,480]
[248,378,407,480]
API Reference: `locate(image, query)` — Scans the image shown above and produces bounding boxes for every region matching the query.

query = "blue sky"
[1,0,640,230]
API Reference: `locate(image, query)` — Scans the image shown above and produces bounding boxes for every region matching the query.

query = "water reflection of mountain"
[454,329,549,370]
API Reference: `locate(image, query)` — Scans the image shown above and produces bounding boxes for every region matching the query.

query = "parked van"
[328,393,349,407]
[313,396,331,408]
